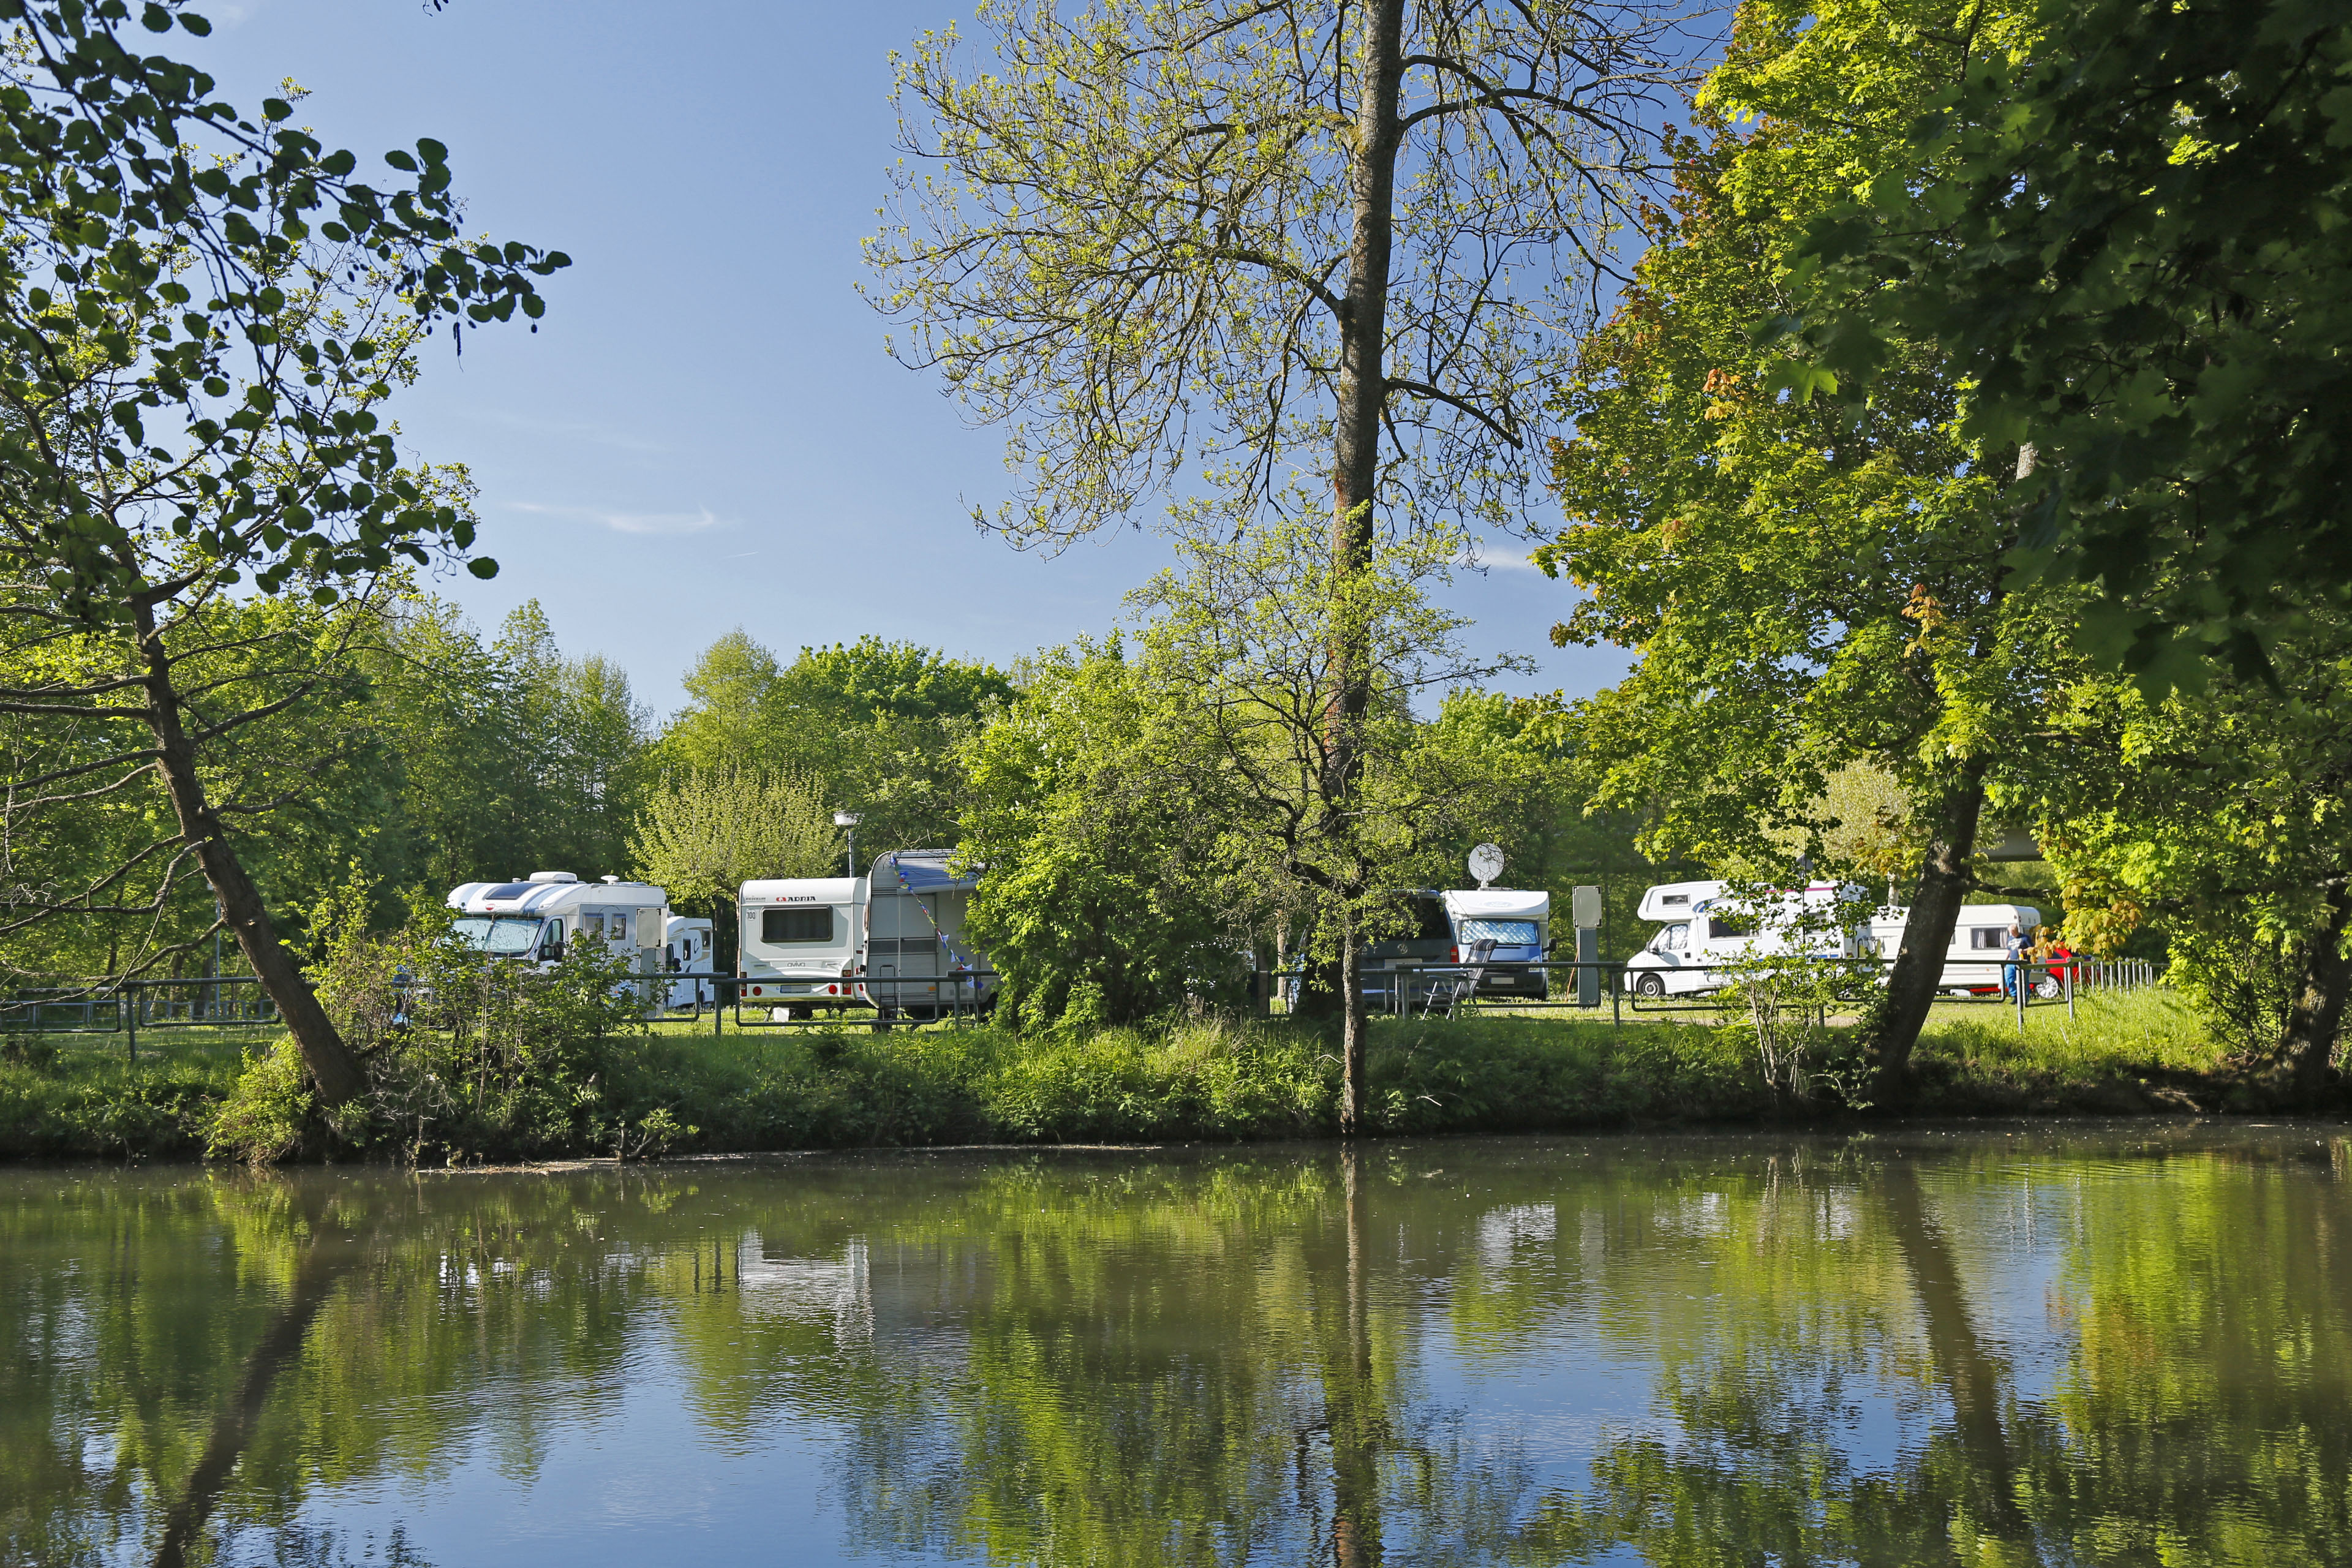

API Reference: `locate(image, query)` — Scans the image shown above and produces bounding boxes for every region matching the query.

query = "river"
[4,1123,2345,1566]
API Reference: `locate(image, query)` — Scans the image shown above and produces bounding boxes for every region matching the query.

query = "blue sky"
[187,1,1634,717]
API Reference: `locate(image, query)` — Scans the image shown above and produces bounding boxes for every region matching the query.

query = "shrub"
[209,913,656,1164]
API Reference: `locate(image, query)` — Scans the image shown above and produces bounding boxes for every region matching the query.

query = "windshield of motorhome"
[451,915,544,956]
[1458,919,1540,946]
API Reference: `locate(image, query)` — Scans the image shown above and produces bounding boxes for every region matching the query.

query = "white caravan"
[739,851,998,1020]
[1624,880,1867,997]
[1863,903,2045,994]
[736,875,865,1012]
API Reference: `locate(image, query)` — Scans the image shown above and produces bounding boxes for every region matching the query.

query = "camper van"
[447,872,668,963]
[1624,880,1868,997]
[661,914,717,1009]
[738,851,998,1020]
[442,879,691,1011]
[1864,903,2045,994]
[1359,887,1552,1001]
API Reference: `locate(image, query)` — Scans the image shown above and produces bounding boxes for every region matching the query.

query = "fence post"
[1612,963,1621,1027]
[714,978,725,1039]
[125,982,137,1063]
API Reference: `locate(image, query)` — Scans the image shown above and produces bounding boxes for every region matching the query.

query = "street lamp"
[833,811,861,876]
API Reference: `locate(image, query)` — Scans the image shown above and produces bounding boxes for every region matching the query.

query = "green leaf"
[466,556,500,579]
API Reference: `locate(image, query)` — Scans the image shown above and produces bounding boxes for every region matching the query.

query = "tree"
[341,595,650,911]
[631,767,842,913]
[659,632,1009,855]
[959,636,1248,1030]
[1132,519,1523,1128]
[1540,0,2081,1100]
[869,0,1689,1117]
[2032,622,2352,1101]
[1787,0,2352,688]
[1,589,393,985]
[0,3,564,1102]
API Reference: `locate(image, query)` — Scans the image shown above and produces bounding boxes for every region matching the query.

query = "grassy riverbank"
[0,989,2275,1163]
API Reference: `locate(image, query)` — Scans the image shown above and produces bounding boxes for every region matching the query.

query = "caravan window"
[608,913,628,944]
[1707,913,1757,940]
[1660,924,1689,953]
[762,906,835,944]
[1967,928,2005,950]
[580,913,605,940]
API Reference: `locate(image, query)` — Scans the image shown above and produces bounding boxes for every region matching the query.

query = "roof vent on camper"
[527,871,578,884]
[600,875,620,884]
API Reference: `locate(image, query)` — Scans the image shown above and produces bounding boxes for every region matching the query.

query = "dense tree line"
[5,0,2348,1114]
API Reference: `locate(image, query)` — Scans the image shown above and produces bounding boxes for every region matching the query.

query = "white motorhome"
[447,872,668,962]
[661,914,717,1009]
[445,872,684,1006]
[738,851,998,1020]
[1864,903,2045,994]
[1624,880,1866,997]
[1441,887,1551,1000]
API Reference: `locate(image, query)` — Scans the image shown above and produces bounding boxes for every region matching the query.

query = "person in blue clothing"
[2001,922,2028,1002]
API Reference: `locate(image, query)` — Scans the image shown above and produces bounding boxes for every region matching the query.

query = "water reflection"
[3,1126,2346,1566]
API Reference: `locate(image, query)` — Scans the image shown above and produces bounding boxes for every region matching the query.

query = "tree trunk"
[1867,757,1989,1106]
[2281,879,2351,1106]
[1327,0,1406,1133]
[1882,1158,2031,1544]
[151,1226,360,1568]
[1339,911,1368,1134]
[132,601,368,1106]
[1324,1147,1383,1566]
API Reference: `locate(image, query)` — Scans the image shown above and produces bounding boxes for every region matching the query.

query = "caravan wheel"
[1634,973,1665,999]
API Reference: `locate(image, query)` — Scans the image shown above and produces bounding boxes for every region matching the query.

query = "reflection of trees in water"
[0,1169,688,1566]
[825,1150,1542,1567]
[7,1136,2352,1567]
[1515,1140,2352,1567]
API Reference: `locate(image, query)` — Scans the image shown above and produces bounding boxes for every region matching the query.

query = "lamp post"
[834,811,861,877]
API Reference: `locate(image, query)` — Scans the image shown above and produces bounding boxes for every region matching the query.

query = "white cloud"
[507,501,726,537]
[1461,539,1551,574]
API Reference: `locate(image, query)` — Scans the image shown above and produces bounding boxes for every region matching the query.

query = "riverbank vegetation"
[5,0,2348,1142]
[0,987,2264,1165]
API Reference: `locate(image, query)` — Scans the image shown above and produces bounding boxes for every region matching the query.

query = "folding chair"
[1422,938,1497,1018]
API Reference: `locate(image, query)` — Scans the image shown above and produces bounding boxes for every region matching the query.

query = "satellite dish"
[1468,843,1505,888]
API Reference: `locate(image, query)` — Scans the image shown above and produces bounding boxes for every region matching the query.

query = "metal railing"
[650,971,1003,1033]
[1278,953,2161,1031]
[0,977,282,1061]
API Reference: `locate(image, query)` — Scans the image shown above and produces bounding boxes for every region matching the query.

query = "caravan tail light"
[750,986,764,997]
[1450,945,1460,963]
